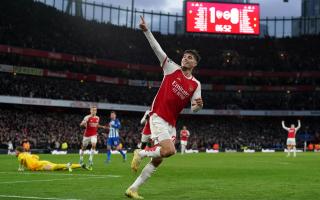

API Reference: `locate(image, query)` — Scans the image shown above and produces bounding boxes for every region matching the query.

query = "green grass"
[0,152,320,200]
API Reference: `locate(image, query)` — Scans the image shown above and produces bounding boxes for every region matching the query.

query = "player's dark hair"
[111,111,116,114]
[16,146,25,152]
[184,49,201,63]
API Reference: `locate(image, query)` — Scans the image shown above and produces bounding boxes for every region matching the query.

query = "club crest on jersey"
[189,86,194,92]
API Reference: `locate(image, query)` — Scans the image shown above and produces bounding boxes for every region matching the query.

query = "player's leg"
[140,122,151,150]
[131,114,175,172]
[140,134,149,150]
[36,161,65,171]
[89,136,97,167]
[106,138,112,163]
[287,144,291,157]
[293,145,297,157]
[138,115,175,157]
[136,138,175,159]
[286,138,291,157]
[45,162,81,172]
[126,157,162,199]
[116,139,126,161]
[80,137,89,164]
[181,141,186,155]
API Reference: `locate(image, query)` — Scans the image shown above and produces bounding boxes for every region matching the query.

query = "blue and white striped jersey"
[108,119,121,138]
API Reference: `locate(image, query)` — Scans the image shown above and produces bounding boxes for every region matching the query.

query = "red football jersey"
[82,115,100,137]
[288,128,296,138]
[150,58,201,127]
[180,130,190,141]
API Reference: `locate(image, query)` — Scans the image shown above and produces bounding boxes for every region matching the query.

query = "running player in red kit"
[139,110,151,150]
[180,126,190,155]
[79,106,104,170]
[125,16,203,199]
[282,120,301,157]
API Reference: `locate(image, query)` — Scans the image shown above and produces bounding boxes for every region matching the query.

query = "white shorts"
[141,133,151,143]
[181,140,188,146]
[82,135,97,147]
[149,114,176,144]
[287,138,296,146]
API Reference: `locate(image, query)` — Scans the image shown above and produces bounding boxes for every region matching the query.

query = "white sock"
[181,145,185,154]
[287,148,290,156]
[130,163,156,191]
[80,149,84,162]
[138,146,161,158]
[293,147,296,157]
[89,149,94,164]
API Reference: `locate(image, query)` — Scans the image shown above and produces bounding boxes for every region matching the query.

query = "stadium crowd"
[1,72,319,110]
[1,0,320,72]
[0,107,319,152]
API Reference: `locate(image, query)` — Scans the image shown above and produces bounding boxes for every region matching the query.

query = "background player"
[22,138,31,153]
[79,106,104,170]
[282,120,301,157]
[105,111,126,163]
[15,146,85,172]
[126,16,203,199]
[139,109,152,150]
[180,126,190,155]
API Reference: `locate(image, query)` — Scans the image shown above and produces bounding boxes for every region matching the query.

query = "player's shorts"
[107,137,120,147]
[181,140,188,146]
[82,135,97,147]
[287,138,296,145]
[141,133,151,143]
[149,114,176,144]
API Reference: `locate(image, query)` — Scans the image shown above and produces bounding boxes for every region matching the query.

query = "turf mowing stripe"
[0,177,105,184]
[0,194,81,200]
[0,171,121,178]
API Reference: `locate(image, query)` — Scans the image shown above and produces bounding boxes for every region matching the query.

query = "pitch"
[0,153,319,200]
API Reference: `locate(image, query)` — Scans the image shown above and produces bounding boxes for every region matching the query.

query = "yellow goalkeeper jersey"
[18,152,41,170]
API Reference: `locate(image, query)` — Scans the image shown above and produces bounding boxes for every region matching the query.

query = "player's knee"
[161,147,175,157]
[151,158,162,167]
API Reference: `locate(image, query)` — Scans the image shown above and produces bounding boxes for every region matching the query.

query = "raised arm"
[281,121,289,131]
[140,16,167,66]
[296,120,301,130]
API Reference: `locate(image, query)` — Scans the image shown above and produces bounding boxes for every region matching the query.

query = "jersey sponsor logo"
[172,80,190,100]
[88,122,98,127]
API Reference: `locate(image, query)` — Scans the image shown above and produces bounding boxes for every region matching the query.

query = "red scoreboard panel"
[186,1,260,35]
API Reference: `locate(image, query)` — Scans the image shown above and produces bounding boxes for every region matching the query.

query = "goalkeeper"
[15,146,88,172]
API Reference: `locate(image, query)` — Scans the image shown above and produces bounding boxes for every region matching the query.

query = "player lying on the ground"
[15,146,88,172]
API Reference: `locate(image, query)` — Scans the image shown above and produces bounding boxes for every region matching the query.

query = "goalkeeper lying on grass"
[15,146,89,172]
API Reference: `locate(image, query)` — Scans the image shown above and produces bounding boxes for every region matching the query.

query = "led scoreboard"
[185,1,260,35]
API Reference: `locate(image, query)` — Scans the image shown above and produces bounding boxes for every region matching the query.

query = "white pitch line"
[0,194,81,200]
[0,177,105,184]
[0,171,121,178]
